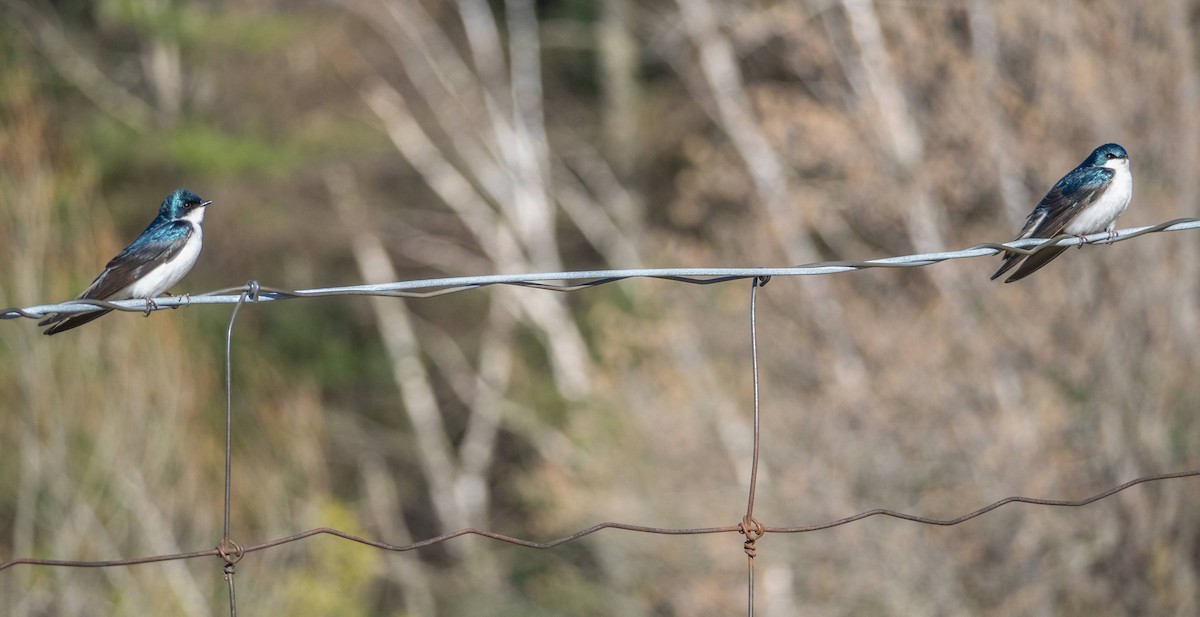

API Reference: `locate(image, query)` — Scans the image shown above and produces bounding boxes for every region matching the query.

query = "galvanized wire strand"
[2,470,1194,573]
[226,575,237,617]
[5,218,1199,320]
[224,284,255,541]
[219,281,257,617]
[747,559,755,617]
[745,276,766,522]
[743,276,770,617]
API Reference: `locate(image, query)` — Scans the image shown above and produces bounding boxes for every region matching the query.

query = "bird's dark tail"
[990,250,1023,281]
[998,244,1070,283]
[39,309,113,335]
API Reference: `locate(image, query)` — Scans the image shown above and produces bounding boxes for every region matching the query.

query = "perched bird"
[992,143,1132,283]
[40,189,214,335]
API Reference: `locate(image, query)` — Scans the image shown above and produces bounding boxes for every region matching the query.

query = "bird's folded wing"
[991,167,1114,282]
[1028,167,1114,238]
[76,221,195,300]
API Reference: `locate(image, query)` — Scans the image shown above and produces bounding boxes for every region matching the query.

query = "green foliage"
[98,0,305,52]
[202,12,309,55]
[277,500,379,617]
[167,123,301,177]
[99,0,201,42]
[254,302,390,388]
[86,116,381,181]
[539,0,599,22]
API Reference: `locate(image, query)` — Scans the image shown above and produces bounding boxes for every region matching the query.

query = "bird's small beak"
[200,200,214,208]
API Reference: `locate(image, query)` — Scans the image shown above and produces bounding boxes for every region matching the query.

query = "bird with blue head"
[40,189,215,334]
[992,143,1132,283]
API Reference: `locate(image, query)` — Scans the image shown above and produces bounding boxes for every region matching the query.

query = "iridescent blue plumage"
[992,143,1132,283]
[40,189,215,334]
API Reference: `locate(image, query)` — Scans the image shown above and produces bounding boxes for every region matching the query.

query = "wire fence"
[3,218,1200,615]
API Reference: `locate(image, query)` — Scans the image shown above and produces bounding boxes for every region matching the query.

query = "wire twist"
[217,538,244,571]
[739,515,767,558]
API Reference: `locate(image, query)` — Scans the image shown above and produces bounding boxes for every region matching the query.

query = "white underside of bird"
[119,207,206,300]
[1064,157,1132,235]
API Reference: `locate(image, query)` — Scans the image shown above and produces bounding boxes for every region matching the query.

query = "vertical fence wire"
[743,276,769,616]
[219,281,257,617]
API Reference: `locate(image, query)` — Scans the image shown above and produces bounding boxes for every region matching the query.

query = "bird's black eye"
[1106,152,1116,159]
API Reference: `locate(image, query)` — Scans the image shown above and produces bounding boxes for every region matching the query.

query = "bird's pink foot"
[160,291,186,310]
[143,297,159,316]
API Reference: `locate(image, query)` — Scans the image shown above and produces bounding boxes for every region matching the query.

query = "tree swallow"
[992,143,1132,283]
[40,189,214,335]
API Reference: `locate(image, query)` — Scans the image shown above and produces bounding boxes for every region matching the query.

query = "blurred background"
[2,0,1199,614]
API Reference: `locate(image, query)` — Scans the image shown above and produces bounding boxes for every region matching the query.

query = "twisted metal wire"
[4,218,1198,320]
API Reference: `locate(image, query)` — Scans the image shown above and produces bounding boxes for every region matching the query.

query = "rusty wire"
[2,471,1194,571]
[3,219,1200,615]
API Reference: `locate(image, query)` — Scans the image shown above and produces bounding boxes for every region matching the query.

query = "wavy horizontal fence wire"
[4,219,1200,616]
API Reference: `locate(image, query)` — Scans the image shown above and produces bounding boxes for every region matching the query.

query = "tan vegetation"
[1,0,1198,614]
